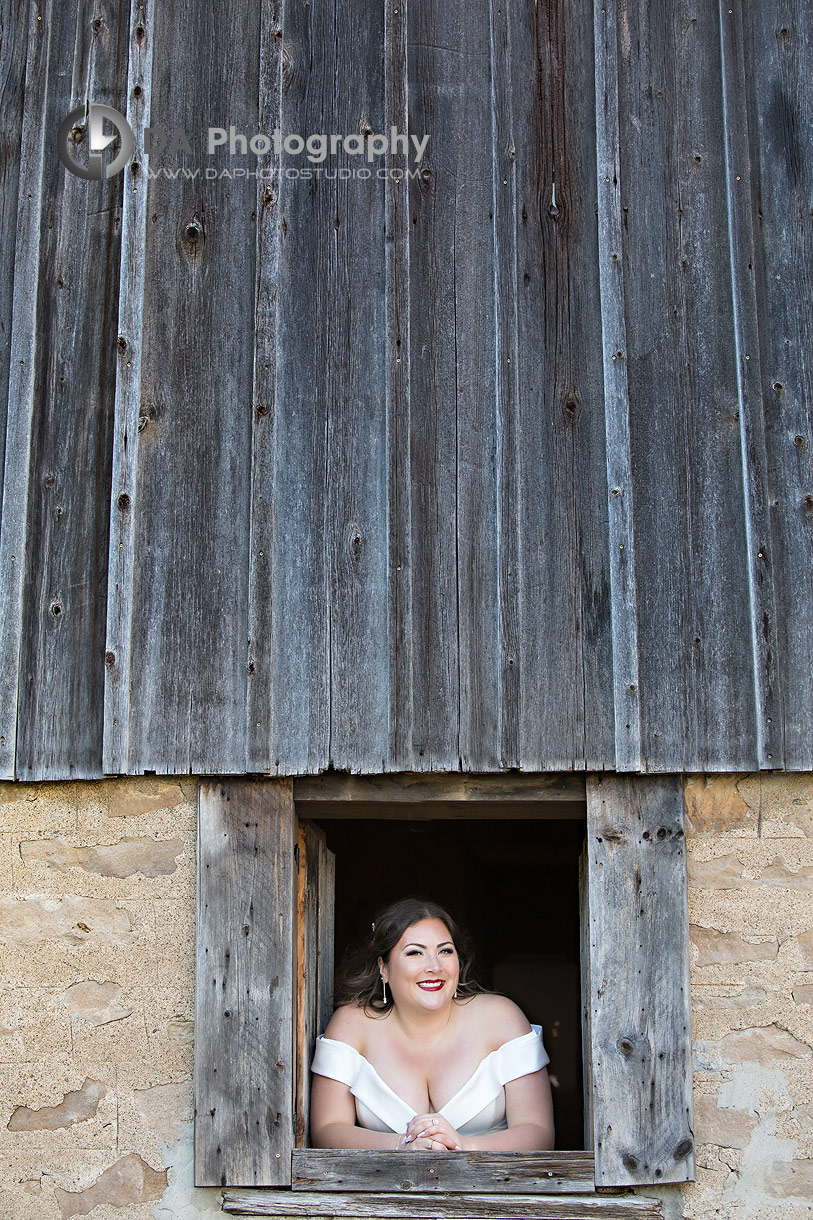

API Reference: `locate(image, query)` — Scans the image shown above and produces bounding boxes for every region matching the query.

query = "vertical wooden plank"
[593,0,640,772]
[453,0,499,771]
[384,0,414,771]
[245,0,282,773]
[324,0,389,774]
[585,774,694,1187]
[578,840,594,1152]
[717,0,784,769]
[263,0,331,775]
[744,1,813,768]
[195,779,295,1187]
[489,0,521,770]
[295,821,317,1147]
[0,0,31,525]
[256,0,390,775]
[104,0,155,775]
[618,0,758,771]
[0,0,44,778]
[317,834,336,1038]
[510,0,614,770]
[295,820,335,1147]
[405,0,462,770]
[123,0,257,773]
[9,0,128,779]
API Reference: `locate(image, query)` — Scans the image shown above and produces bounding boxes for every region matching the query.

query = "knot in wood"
[347,523,362,561]
[105,651,116,668]
[622,1153,638,1173]
[50,601,64,619]
[180,216,205,263]
[617,1036,635,1056]
[674,1138,693,1159]
[117,336,127,354]
[117,493,131,511]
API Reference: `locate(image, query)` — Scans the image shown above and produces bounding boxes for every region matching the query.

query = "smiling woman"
[309,897,555,1151]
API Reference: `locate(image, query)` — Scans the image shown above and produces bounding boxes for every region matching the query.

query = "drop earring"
[381,977,388,1004]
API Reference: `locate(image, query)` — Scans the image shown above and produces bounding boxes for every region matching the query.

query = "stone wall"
[1,774,812,1219]
[683,773,813,1219]
[0,778,220,1219]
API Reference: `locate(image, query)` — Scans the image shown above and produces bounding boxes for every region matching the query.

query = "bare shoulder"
[463,993,532,1047]
[322,1003,369,1050]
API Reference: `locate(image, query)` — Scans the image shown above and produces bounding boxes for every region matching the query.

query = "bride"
[310,897,555,1151]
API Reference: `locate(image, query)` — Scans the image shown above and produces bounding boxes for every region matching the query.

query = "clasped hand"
[398,1112,464,1151]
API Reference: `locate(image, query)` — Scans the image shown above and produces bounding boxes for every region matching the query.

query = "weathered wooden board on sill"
[221,1188,663,1218]
[292,1149,594,1193]
[195,780,296,1187]
[585,775,694,1187]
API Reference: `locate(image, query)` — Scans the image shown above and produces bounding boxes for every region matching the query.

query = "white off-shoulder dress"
[310,1025,549,1136]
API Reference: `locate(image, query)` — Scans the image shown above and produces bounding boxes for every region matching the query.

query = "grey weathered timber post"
[584,774,695,1186]
[195,779,296,1186]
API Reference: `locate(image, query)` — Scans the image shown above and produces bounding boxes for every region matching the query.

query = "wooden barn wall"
[0,0,810,779]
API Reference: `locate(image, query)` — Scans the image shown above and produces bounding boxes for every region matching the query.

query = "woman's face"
[379,918,460,1012]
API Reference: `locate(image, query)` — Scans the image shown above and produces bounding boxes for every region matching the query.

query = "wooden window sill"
[292,1149,595,1193]
[221,1188,663,1218]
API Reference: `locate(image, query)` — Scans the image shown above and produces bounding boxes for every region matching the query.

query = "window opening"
[307,812,585,1150]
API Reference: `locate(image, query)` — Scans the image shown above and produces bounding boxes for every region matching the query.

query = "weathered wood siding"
[195,779,296,1186]
[1,0,811,778]
[584,774,694,1186]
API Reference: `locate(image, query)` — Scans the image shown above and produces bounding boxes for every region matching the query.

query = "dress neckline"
[317,1027,539,1117]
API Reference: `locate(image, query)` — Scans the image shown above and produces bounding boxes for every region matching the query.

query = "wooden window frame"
[196,773,694,1214]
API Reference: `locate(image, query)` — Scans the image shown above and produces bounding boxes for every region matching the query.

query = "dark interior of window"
[309,814,585,1150]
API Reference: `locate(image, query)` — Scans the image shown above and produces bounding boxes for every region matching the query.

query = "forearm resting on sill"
[463,1123,555,1152]
[310,1122,401,1150]
[310,1121,555,1152]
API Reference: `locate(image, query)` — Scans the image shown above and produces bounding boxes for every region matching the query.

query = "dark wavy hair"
[334,897,484,1015]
